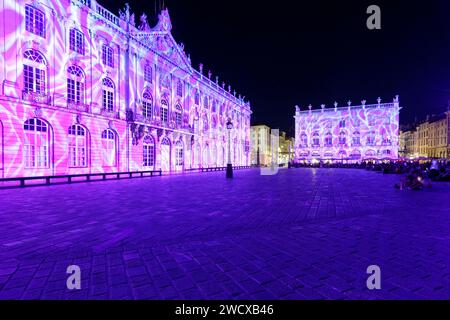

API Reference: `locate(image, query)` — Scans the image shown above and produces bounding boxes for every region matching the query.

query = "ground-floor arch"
[175,140,184,172]
[161,137,171,172]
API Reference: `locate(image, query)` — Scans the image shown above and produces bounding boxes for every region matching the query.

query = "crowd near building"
[294,97,401,162]
[0,0,252,178]
[400,111,450,159]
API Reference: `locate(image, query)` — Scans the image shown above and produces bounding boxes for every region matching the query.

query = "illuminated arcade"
[0,0,252,178]
[294,97,401,162]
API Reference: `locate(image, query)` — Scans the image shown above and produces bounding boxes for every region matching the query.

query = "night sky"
[102,0,450,136]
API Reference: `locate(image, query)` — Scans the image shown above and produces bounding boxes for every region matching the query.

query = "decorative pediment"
[132,9,192,71]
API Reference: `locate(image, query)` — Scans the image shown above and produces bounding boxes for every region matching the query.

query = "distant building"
[278,131,295,166]
[294,97,401,162]
[401,112,449,159]
[251,125,272,166]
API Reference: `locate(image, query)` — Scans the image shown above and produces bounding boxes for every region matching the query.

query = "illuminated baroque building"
[0,0,252,178]
[294,97,401,162]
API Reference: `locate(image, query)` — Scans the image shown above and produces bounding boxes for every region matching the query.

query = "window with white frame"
[175,104,182,127]
[24,119,48,168]
[101,129,116,166]
[175,141,184,166]
[144,64,152,83]
[25,5,46,38]
[143,136,155,168]
[102,44,114,68]
[67,65,84,105]
[161,99,169,123]
[68,124,87,168]
[102,78,114,112]
[23,50,46,94]
[69,28,85,55]
[142,91,153,119]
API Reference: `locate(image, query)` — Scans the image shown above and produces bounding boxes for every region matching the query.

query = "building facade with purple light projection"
[0,0,252,178]
[294,97,401,162]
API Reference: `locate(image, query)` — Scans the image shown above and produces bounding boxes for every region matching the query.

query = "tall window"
[176,80,183,97]
[339,120,346,128]
[102,78,114,112]
[339,132,346,145]
[23,50,46,94]
[212,100,217,113]
[142,91,153,119]
[301,133,308,147]
[67,65,84,105]
[69,28,84,55]
[68,125,87,168]
[175,141,184,166]
[312,132,320,147]
[195,92,200,105]
[101,129,116,166]
[24,119,48,168]
[352,132,361,146]
[161,99,169,123]
[325,133,333,147]
[143,136,155,168]
[367,131,376,146]
[175,104,182,127]
[102,45,114,68]
[144,64,152,83]
[203,96,208,108]
[25,5,45,38]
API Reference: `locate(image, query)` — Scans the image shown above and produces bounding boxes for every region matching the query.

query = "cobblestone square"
[0,168,450,300]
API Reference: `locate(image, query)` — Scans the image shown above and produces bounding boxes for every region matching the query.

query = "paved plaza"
[0,168,450,300]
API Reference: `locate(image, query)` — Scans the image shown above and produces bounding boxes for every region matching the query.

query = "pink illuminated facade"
[294,97,401,162]
[0,0,252,178]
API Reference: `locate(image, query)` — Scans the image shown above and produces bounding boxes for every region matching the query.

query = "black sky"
[101,0,450,136]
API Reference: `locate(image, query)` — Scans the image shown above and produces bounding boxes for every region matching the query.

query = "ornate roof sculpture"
[132,8,192,72]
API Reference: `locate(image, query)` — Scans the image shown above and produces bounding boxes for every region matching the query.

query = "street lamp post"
[226,118,233,179]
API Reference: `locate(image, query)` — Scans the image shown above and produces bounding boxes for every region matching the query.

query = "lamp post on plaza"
[226,118,234,179]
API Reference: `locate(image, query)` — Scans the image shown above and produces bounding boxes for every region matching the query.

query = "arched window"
[339,131,346,145]
[68,124,87,168]
[161,99,169,123]
[142,91,153,119]
[176,80,183,97]
[339,120,346,128]
[324,132,333,147]
[25,5,46,38]
[67,65,84,105]
[102,78,114,112]
[352,131,361,146]
[175,104,182,127]
[161,137,171,172]
[367,131,376,146]
[301,133,308,147]
[101,129,116,166]
[143,135,155,168]
[175,141,184,167]
[69,28,85,55]
[23,49,46,94]
[312,132,320,147]
[203,115,209,132]
[102,44,114,68]
[24,118,48,168]
[144,64,152,83]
